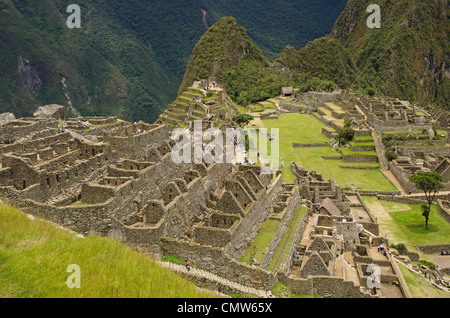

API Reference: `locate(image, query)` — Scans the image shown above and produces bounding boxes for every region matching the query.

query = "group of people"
[57,126,65,134]
[377,243,392,257]
[135,128,146,135]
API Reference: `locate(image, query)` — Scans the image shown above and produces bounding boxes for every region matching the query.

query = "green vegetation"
[0,203,215,298]
[240,219,281,265]
[409,172,445,229]
[259,113,396,191]
[233,113,254,128]
[397,263,449,298]
[268,206,307,271]
[363,197,450,251]
[336,119,356,146]
[331,0,449,108]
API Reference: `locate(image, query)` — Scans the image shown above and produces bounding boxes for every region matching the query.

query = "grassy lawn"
[354,135,374,141]
[258,113,396,191]
[324,102,345,113]
[237,106,249,114]
[268,206,307,271]
[240,219,281,265]
[0,203,215,298]
[397,263,450,298]
[362,197,450,254]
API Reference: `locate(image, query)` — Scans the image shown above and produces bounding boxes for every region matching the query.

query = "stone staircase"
[157,261,274,298]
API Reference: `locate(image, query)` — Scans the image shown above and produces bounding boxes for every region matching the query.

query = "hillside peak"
[179,16,267,94]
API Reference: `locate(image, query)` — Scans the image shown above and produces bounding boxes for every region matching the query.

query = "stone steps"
[157,261,274,298]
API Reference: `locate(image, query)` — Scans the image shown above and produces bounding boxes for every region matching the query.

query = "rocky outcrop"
[0,112,16,126]
[33,105,66,120]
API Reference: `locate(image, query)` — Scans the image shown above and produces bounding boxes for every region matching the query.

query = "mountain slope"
[331,0,449,107]
[179,17,291,106]
[277,37,361,90]
[0,0,348,122]
[179,17,268,93]
[274,0,449,107]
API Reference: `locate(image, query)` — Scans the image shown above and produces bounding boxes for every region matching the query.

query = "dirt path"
[382,170,406,195]
[201,9,209,29]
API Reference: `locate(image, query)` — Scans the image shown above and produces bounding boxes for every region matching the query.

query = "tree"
[409,172,445,229]
[336,119,355,146]
[233,114,254,128]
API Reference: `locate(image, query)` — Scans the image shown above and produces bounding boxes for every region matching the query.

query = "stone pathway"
[157,261,274,298]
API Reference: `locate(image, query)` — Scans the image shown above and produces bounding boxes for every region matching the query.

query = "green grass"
[349,142,375,147]
[258,113,396,191]
[397,263,450,298]
[354,135,374,141]
[268,206,306,271]
[340,148,378,156]
[362,197,450,251]
[0,203,215,298]
[237,106,249,114]
[324,102,345,113]
[240,219,281,265]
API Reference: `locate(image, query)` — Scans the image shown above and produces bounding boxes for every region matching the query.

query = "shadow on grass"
[404,223,439,234]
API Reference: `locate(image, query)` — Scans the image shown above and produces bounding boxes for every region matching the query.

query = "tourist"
[185,258,191,271]
[408,189,412,195]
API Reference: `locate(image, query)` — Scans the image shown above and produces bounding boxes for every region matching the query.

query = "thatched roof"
[319,198,342,217]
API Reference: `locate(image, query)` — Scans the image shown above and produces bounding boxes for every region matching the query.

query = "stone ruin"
[389,153,450,193]
[0,112,413,298]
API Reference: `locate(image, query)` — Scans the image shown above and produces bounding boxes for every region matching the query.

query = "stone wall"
[282,209,311,275]
[0,119,58,144]
[277,273,374,298]
[279,102,315,114]
[161,237,278,290]
[437,200,450,223]
[260,188,301,270]
[225,190,274,260]
[414,244,450,254]
[342,154,378,163]
[4,196,115,236]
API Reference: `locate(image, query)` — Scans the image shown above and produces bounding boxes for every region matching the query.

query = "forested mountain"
[276,0,449,108]
[0,0,347,122]
[331,0,449,108]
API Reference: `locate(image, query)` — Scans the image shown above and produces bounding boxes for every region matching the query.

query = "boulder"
[0,112,16,126]
[34,104,66,120]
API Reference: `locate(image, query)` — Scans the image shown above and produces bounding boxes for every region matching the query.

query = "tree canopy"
[409,172,445,229]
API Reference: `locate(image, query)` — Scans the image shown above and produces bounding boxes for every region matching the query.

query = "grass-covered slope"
[0,202,215,298]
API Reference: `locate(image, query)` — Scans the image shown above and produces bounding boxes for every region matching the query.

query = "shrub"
[391,243,408,254]
[419,260,437,270]
[385,149,398,161]
[336,119,355,146]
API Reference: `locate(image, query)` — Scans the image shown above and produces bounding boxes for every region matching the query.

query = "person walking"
[185,258,191,271]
